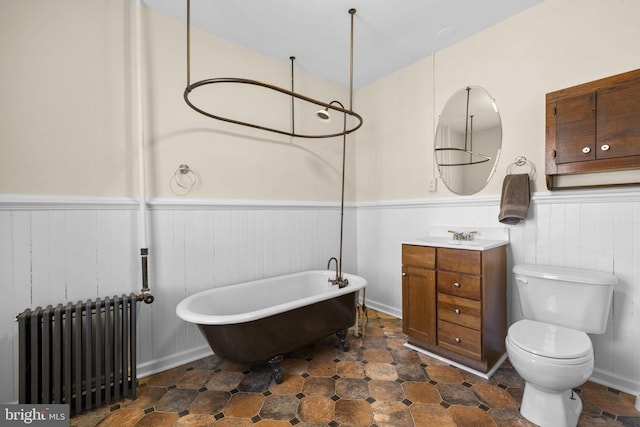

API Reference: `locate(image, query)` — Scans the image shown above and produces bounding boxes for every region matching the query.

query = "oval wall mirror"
[434,86,502,195]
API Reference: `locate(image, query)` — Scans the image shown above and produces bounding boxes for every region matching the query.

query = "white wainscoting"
[356,188,640,399]
[0,195,353,404]
[1,189,638,404]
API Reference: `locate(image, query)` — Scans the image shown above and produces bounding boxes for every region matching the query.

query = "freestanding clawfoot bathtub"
[176,270,367,383]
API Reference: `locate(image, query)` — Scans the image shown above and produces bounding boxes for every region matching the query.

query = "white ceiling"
[142,0,543,89]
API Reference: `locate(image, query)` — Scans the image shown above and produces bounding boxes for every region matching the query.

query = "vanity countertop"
[403,236,509,251]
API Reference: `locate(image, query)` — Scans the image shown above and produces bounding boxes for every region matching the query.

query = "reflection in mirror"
[435,86,502,195]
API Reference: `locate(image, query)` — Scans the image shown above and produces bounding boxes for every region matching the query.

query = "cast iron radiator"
[17,293,138,415]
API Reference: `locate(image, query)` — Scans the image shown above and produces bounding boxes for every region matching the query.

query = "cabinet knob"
[601,144,610,151]
[453,282,461,288]
[455,337,461,343]
[582,147,591,154]
[454,308,460,315]
[402,272,407,277]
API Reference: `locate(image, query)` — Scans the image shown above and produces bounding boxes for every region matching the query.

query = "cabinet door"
[597,78,640,159]
[402,266,436,346]
[555,92,596,164]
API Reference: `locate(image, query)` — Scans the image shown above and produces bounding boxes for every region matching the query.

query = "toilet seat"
[508,320,592,364]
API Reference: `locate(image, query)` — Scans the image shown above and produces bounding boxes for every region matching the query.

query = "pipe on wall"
[134,0,153,304]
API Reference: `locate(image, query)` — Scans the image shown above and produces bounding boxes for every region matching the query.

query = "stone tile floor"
[71,310,640,426]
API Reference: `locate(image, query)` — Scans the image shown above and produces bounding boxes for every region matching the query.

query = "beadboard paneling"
[0,196,351,403]
[1,190,637,403]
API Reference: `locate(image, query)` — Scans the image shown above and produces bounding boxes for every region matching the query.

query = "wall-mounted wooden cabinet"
[401,243,507,375]
[546,68,640,190]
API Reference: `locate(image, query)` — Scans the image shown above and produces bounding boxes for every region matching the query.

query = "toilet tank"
[514,264,616,334]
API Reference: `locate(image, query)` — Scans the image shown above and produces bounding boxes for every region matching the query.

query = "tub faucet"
[327,257,349,288]
[327,257,338,280]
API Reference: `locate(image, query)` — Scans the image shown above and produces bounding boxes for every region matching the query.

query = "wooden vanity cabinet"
[402,244,507,374]
[546,68,640,189]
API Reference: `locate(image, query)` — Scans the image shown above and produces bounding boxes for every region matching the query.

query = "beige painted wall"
[3,0,640,202]
[0,1,352,201]
[144,9,353,201]
[0,0,133,196]
[355,0,640,202]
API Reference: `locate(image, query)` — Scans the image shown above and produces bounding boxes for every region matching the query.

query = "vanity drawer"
[437,248,481,275]
[437,293,481,330]
[438,321,482,360]
[437,271,481,300]
[402,245,436,269]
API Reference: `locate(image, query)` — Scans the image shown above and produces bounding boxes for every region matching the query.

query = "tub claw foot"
[269,355,284,384]
[336,329,350,352]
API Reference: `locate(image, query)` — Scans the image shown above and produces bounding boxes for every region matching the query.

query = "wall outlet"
[429,178,437,192]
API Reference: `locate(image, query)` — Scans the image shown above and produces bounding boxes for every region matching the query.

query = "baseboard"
[364,299,401,319]
[405,343,507,380]
[590,367,640,406]
[136,345,213,379]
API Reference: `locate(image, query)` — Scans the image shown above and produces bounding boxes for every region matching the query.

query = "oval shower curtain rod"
[185,77,363,139]
[183,1,363,138]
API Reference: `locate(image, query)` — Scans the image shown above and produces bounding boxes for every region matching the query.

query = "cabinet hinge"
[554,107,557,116]
[552,149,557,159]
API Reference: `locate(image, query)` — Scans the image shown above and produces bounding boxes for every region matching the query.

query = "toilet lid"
[508,320,592,359]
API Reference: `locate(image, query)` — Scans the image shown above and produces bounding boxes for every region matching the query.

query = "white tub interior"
[176,270,367,325]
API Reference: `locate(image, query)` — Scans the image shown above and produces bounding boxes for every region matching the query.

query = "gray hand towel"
[498,174,530,225]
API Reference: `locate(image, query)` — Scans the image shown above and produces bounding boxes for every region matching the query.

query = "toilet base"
[520,382,582,427]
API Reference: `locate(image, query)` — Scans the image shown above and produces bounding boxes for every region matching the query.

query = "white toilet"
[506,264,616,427]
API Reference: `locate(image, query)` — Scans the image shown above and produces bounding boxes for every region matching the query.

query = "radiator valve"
[138,290,154,304]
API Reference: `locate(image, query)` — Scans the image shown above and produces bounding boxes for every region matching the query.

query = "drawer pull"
[455,337,461,343]
[601,144,610,151]
[453,282,461,288]
[582,147,591,154]
[454,308,460,314]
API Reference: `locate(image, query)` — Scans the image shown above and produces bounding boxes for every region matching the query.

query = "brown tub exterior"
[196,292,357,368]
